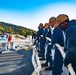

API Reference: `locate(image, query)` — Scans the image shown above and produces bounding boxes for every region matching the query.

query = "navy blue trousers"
[40,39,46,58]
[52,46,63,75]
[46,45,52,65]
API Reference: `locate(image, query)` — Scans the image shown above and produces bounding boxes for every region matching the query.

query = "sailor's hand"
[40,35,43,37]
[46,37,51,41]
[65,65,68,69]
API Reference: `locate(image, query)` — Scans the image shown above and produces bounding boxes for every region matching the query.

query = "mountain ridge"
[0,21,35,37]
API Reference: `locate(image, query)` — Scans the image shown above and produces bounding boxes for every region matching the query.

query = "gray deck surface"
[0,50,34,75]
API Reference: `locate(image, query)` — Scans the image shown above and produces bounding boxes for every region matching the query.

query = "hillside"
[0,22,35,37]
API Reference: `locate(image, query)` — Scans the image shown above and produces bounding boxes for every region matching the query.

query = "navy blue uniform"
[32,32,38,45]
[45,26,52,65]
[37,28,45,58]
[51,26,64,75]
[32,32,37,39]
[64,20,76,74]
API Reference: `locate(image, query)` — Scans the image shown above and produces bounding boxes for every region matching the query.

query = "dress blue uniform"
[51,26,64,75]
[45,26,53,65]
[32,32,38,46]
[37,27,45,58]
[64,20,76,75]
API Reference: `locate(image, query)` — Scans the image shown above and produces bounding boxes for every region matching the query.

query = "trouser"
[33,39,36,45]
[46,45,52,65]
[40,39,46,58]
[52,46,63,75]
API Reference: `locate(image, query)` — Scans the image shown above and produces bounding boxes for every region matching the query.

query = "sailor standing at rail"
[52,14,69,75]
[64,19,76,75]
[37,23,46,60]
[42,17,56,70]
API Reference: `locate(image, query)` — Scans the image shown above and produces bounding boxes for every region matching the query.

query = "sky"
[0,0,76,31]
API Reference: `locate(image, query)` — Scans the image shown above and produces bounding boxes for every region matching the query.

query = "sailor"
[64,19,76,75]
[42,17,56,70]
[52,14,69,75]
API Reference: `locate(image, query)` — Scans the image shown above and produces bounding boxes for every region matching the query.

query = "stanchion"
[1,43,7,51]
[10,42,15,50]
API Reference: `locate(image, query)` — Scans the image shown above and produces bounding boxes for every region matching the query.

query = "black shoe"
[45,66,52,70]
[39,57,45,60]
[41,62,48,67]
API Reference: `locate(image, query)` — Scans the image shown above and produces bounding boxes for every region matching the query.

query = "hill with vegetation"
[0,22,35,37]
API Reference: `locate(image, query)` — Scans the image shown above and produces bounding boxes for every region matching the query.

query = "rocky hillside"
[0,22,35,37]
